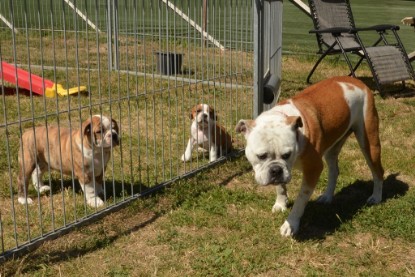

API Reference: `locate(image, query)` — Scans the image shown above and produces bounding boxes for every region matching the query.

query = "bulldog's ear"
[209,108,218,121]
[111,118,119,133]
[82,118,92,136]
[286,116,303,130]
[235,119,255,138]
[189,107,196,120]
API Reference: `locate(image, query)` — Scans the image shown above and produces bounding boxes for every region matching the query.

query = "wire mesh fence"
[0,0,254,260]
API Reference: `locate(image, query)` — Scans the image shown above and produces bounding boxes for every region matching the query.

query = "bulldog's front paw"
[280,219,299,237]
[272,201,287,213]
[366,194,381,205]
[86,196,104,208]
[181,153,191,162]
[316,193,333,204]
[37,185,51,194]
[209,156,217,162]
[18,196,33,205]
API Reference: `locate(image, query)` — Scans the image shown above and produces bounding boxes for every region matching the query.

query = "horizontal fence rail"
[0,0,254,260]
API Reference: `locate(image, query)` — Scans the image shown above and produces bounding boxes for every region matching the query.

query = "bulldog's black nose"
[202,113,208,119]
[270,165,283,179]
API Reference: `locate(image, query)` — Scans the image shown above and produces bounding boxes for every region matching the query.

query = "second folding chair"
[307,0,415,96]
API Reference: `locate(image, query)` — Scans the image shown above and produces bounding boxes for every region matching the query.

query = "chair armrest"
[309,27,354,35]
[355,24,400,32]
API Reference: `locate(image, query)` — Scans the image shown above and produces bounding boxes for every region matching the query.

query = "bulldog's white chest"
[191,122,211,147]
[77,141,110,176]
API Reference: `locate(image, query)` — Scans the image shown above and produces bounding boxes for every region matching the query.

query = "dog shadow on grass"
[295,173,408,241]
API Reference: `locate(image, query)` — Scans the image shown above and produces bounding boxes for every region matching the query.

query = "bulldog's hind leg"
[18,162,36,205]
[32,164,51,194]
[318,135,350,204]
[354,120,384,204]
[17,145,36,205]
[80,182,105,208]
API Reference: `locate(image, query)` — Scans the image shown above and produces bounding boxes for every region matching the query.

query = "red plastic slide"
[0,61,86,97]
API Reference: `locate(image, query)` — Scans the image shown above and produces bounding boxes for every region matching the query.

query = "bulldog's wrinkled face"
[190,104,216,128]
[82,115,120,149]
[236,115,302,186]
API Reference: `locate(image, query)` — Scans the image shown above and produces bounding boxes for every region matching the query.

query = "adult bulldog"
[236,76,384,237]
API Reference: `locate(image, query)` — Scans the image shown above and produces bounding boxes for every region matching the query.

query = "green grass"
[2,0,415,275]
[0,29,253,255]
[1,54,415,276]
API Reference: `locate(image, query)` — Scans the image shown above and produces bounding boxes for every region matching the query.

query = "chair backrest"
[308,0,360,51]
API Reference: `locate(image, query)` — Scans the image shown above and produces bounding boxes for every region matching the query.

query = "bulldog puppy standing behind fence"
[17,115,120,208]
[236,76,384,237]
[182,103,233,163]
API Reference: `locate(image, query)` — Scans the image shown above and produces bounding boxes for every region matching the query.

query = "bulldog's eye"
[281,152,291,160]
[96,130,102,134]
[257,153,268,160]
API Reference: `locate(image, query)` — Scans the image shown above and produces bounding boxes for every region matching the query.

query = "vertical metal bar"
[34,0,48,238]
[181,0,188,175]
[161,0,167,181]
[0,44,19,253]
[20,0,33,245]
[128,0,137,197]
[49,0,68,226]
[106,0,113,71]
[73,0,87,213]
[113,0,119,70]
[203,0,207,47]
[117,0,128,202]
[93,0,103,208]
[5,0,19,250]
[40,0,56,233]
[146,0,152,186]
[253,0,264,118]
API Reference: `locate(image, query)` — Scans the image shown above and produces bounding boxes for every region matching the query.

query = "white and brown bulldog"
[17,115,120,207]
[236,76,384,237]
[182,104,233,162]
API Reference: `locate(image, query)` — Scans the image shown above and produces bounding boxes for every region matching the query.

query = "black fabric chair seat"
[365,46,412,84]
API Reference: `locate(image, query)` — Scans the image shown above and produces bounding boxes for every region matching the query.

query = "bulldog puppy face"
[190,104,216,128]
[82,115,120,149]
[236,115,302,186]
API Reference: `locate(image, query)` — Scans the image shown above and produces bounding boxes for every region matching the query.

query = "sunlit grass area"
[2,0,415,275]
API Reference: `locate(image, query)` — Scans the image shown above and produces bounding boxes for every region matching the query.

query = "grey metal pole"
[253,0,264,118]
[106,0,113,71]
[253,0,283,117]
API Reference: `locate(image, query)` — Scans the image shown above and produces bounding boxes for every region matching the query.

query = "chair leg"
[307,42,337,84]
[348,55,365,76]
[335,37,356,77]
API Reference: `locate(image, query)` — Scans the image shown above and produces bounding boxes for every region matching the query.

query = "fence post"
[203,0,208,47]
[112,0,119,70]
[106,0,113,71]
[253,0,283,118]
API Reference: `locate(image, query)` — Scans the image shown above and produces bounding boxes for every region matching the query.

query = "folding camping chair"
[307,0,415,96]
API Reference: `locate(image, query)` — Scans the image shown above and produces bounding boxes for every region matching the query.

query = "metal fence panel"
[0,0,262,260]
